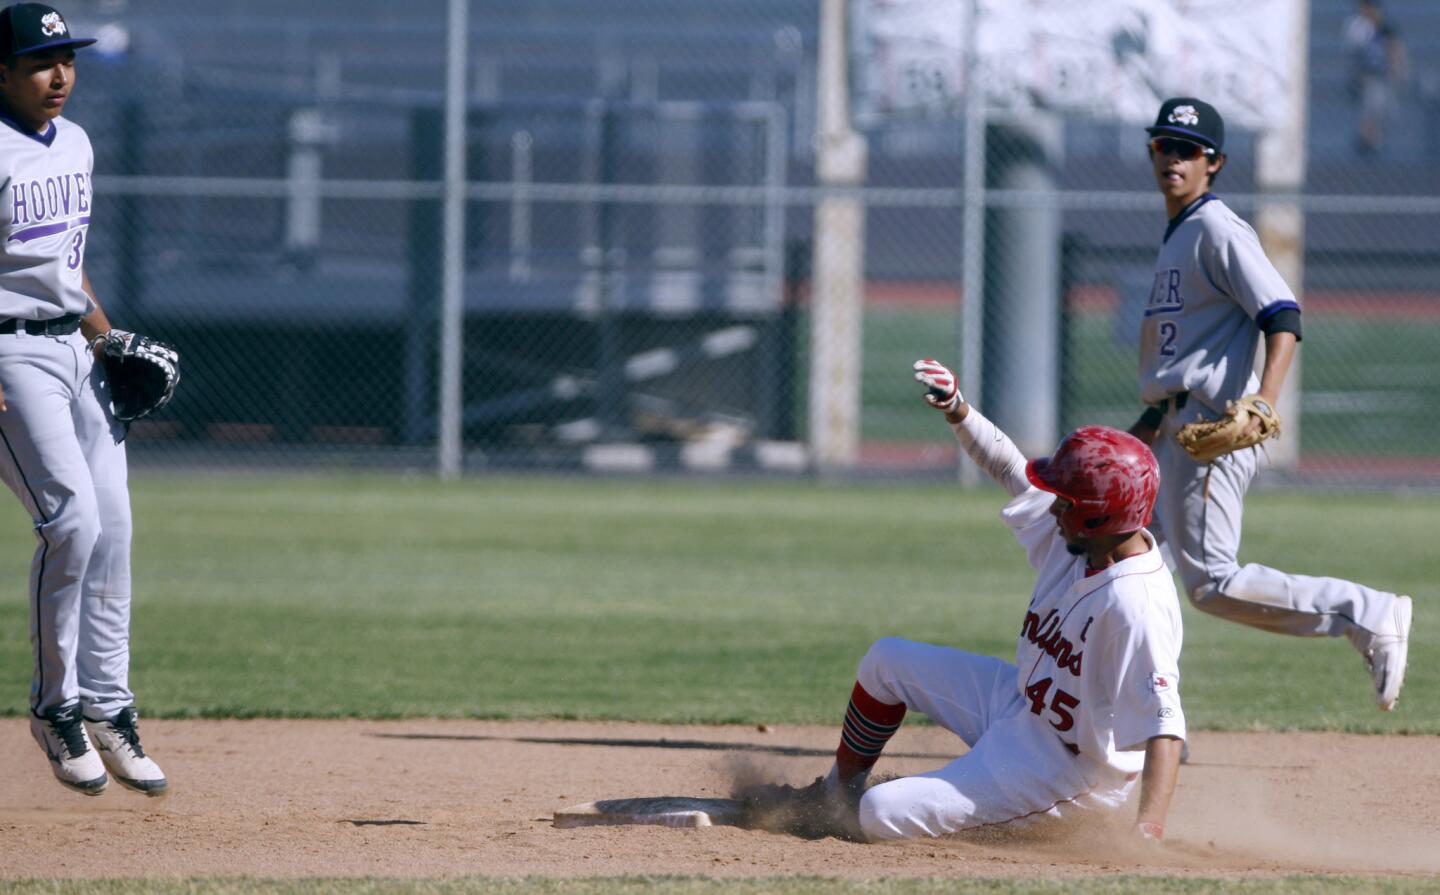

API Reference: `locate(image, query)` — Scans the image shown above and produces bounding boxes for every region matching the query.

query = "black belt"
[1155,392,1189,414]
[0,314,82,336]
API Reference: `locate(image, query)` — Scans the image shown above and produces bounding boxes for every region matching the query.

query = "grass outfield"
[0,474,1430,732]
[857,305,1440,454]
[0,877,1433,894]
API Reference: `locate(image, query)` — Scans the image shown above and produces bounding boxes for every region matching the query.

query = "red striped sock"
[835,682,906,782]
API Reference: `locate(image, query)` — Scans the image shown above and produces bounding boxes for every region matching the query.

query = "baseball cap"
[1146,97,1225,152]
[0,3,96,58]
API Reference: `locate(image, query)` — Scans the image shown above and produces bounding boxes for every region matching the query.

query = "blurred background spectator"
[1344,0,1409,156]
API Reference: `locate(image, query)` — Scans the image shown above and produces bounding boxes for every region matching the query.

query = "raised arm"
[912,359,1030,497]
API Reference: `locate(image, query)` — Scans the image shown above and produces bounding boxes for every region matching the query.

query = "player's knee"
[856,782,911,841]
[44,498,102,554]
[1179,564,1236,612]
[857,776,960,841]
[94,501,132,551]
[857,636,911,683]
[1186,580,1228,614]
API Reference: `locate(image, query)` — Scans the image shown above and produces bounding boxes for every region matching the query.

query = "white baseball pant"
[854,637,1136,841]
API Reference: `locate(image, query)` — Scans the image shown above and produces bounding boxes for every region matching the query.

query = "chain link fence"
[60,0,1440,486]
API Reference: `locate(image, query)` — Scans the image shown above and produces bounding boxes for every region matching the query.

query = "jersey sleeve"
[948,406,1030,497]
[999,487,1068,573]
[1089,588,1186,752]
[1201,215,1299,324]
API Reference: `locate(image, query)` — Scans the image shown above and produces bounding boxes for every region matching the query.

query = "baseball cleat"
[737,771,866,841]
[1352,595,1412,711]
[31,702,108,796]
[84,706,168,797]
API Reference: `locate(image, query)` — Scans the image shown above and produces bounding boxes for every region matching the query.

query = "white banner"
[851,0,1299,129]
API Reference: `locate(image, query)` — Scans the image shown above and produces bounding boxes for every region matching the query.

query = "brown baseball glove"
[1175,394,1281,464]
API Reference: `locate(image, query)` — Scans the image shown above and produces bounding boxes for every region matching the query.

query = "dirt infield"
[1,719,1435,880]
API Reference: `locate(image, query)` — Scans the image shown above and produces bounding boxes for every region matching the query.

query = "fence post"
[594,103,627,439]
[285,107,324,273]
[810,0,868,471]
[405,107,443,447]
[981,116,1062,458]
[436,0,470,478]
[1254,0,1310,471]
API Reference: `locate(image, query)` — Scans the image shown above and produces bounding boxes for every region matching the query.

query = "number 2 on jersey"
[1025,677,1079,732]
[66,230,85,271]
[1158,321,1178,356]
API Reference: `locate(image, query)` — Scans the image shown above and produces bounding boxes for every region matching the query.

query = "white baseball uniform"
[855,408,1185,841]
[0,109,134,720]
[1139,193,1401,639]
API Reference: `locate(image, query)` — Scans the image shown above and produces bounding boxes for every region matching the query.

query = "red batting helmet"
[1025,426,1160,537]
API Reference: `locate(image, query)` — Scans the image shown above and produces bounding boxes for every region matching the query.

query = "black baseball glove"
[93,329,181,422]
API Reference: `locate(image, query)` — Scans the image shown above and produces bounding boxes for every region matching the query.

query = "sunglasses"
[1149,137,1216,160]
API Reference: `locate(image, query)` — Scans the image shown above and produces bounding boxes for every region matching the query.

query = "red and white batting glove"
[912,358,963,414]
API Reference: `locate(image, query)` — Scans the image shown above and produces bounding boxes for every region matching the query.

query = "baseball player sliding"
[1129,98,1412,711]
[747,360,1185,843]
[0,3,174,796]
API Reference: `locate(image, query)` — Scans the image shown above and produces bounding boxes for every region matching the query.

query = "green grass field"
[0,474,1430,731]
[856,305,1440,455]
[0,474,1433,894]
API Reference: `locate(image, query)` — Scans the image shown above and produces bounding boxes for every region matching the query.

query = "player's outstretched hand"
[912,358,963,414]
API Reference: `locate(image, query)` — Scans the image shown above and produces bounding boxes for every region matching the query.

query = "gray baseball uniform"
[0,109,134,719]
[1139,193,1400,639]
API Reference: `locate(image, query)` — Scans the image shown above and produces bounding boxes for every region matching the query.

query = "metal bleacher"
[55,1,1437,458]
[68,0,1438,274]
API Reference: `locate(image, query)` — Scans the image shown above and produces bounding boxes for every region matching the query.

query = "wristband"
[1135,821,1164,841]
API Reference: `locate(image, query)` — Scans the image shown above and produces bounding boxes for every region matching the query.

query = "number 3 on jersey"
[1025,677,1079,732]
[66,230,85,271]
[1158,321,1178,357]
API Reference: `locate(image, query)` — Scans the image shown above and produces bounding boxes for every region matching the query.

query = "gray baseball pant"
[1152,401,1398,637]
[0,328,132,718]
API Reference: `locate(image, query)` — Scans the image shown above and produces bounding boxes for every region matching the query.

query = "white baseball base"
[553,796,744,829]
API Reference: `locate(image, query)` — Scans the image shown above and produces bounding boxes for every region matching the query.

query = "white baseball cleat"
[31,702,108,796]
[1351,595,1412,711]
[84,706,168,797]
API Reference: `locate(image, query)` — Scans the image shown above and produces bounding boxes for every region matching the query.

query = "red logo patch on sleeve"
[1148,672,1176,693]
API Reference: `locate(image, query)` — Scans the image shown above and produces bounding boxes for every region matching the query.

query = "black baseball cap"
[0,3,95,58]
[1146,97,1225,152]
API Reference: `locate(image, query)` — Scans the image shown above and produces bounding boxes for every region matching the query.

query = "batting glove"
[912,358,963,414]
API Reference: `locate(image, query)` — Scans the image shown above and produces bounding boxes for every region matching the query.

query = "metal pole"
[1253,0,1309,470]
[959,0,985,487]
[810,0,868,472]
[509,130,533,282]
[437,0,469,479]
[983,115,1061,459]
